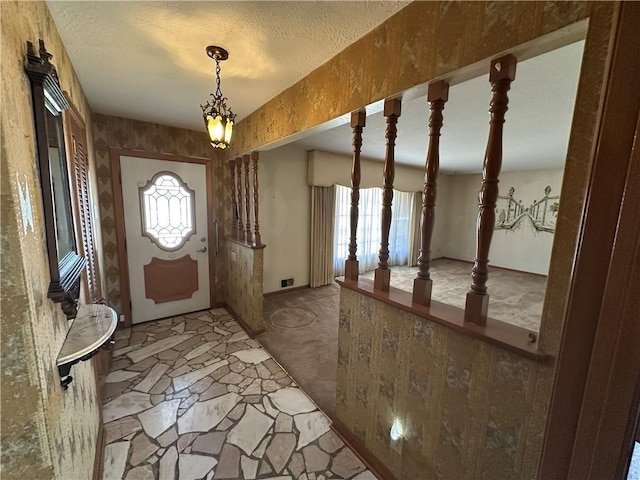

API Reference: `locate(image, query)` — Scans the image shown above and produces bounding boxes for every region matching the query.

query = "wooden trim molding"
[263,284,311,298]
[224,302,265,338]
[92,421,105,480]
[337,277,549,361]
[540,2,640,478]
[225,236,266,250]
[331,416,396,480]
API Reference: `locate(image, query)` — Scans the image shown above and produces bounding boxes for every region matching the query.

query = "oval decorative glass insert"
[140,171,195,251]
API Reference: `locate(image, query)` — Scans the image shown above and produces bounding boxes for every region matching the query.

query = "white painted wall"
[260,146,311,294]
[308,150,426,191]
[438,168,564,275]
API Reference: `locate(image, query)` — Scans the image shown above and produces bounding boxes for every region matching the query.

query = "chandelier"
[201,46,236,149]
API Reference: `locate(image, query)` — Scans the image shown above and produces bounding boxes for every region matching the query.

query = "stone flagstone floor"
[102,308,375,480]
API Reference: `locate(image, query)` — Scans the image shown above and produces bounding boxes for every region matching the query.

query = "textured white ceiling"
[46,1,409,130]
[292,40,585,173]
[47,2,584,173]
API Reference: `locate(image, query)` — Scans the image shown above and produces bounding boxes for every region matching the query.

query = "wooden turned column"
[251,151,262,246]
[374,98,402,292]
[228,160,238,239]
[465,54,517,325]
[243,154,252,245]
[235,158,244,241]
[413,80,449,306]
[345,110,366,281]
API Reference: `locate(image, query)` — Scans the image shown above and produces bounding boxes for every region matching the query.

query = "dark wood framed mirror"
[25,39,85,318]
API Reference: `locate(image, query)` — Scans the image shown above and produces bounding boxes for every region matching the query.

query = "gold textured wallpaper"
[223,241,265,335]
[225,1,618,478]
[1,1,101,478]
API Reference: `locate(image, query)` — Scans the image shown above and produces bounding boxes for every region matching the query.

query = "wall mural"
[495,186,559,233]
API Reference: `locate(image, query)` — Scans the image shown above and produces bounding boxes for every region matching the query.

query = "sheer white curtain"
[407,191,422,266]
[334,185,413,276]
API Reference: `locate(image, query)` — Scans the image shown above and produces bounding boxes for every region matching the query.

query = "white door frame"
[111,149,216,328]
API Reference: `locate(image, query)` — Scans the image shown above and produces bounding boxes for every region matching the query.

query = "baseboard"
[330,416,397,480]
[92,419,105,480]
[263,284,310,297]
[224,302,265,338]
[439,256,548,278]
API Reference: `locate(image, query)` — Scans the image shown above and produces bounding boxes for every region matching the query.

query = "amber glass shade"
[205,113,233,149]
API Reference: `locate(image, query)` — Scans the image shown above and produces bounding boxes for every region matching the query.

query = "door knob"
[197,246,207,253]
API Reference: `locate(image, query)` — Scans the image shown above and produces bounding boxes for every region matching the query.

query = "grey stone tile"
[157,427,178,448]
[124,464,154,480]
[104,417,142,444]
[318,431,343,454]
[303,445,330,472]
[275,413,293,433]
[330,448,366,478]
[177,433,199,453]
[288,452,305,478]
[191,431,226,455]
[129,433,158,466]
[265,433,296,474]
[213,444,241,479]
[178,454,218,480]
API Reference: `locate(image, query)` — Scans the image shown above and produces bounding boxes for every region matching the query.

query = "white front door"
[120,155,210,324]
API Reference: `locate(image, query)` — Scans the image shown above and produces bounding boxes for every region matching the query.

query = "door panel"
[120,156,210,323]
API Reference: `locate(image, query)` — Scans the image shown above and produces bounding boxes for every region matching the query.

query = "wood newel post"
[228,160,238,239]
[243,154,252,245]
[465,54,517,325]
[345,110,366,281]
[374,98,401,292]
[251,151,262,246]
[235,158,244,241]
[413,80,449,306]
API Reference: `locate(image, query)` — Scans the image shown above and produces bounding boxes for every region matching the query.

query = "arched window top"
[139,171,195,251]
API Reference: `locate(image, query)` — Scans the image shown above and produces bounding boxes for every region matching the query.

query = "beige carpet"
[258,258,547,418]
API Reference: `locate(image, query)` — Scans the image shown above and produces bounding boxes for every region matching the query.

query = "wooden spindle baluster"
[235,158,244,241]
[251,151,262,246]
[413,80,449,305]
[229,160,238,239]
[465,54,517,325]
[374,98,402,292]
[345,110,366,281]
[243,154,252,245]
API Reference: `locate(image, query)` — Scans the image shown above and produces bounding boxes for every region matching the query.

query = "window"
[333,185,414,276]
[139,171,195,251]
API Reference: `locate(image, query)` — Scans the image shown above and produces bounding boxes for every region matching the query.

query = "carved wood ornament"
[413,80,449,306]
[465,54,517,325]
[345,110,366,281]
[374,98,401,292]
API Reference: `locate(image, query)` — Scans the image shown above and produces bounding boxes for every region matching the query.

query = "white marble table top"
[57,304,118,366]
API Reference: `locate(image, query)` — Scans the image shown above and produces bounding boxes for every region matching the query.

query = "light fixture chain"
[215,57,222,97]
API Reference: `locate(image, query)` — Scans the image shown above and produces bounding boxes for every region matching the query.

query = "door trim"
[110,149,215,328]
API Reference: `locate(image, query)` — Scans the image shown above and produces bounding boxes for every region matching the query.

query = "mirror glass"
[46,106,75,260]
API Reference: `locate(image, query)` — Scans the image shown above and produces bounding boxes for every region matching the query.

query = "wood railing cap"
[383,97,402,117]
[350,110,366,128]
[490,54,517,82]
[427,80,450,102]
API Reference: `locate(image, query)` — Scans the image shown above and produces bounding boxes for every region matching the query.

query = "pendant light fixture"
[201,46,236,149]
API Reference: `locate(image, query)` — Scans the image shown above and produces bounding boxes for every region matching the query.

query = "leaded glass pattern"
[140,171,195,251]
